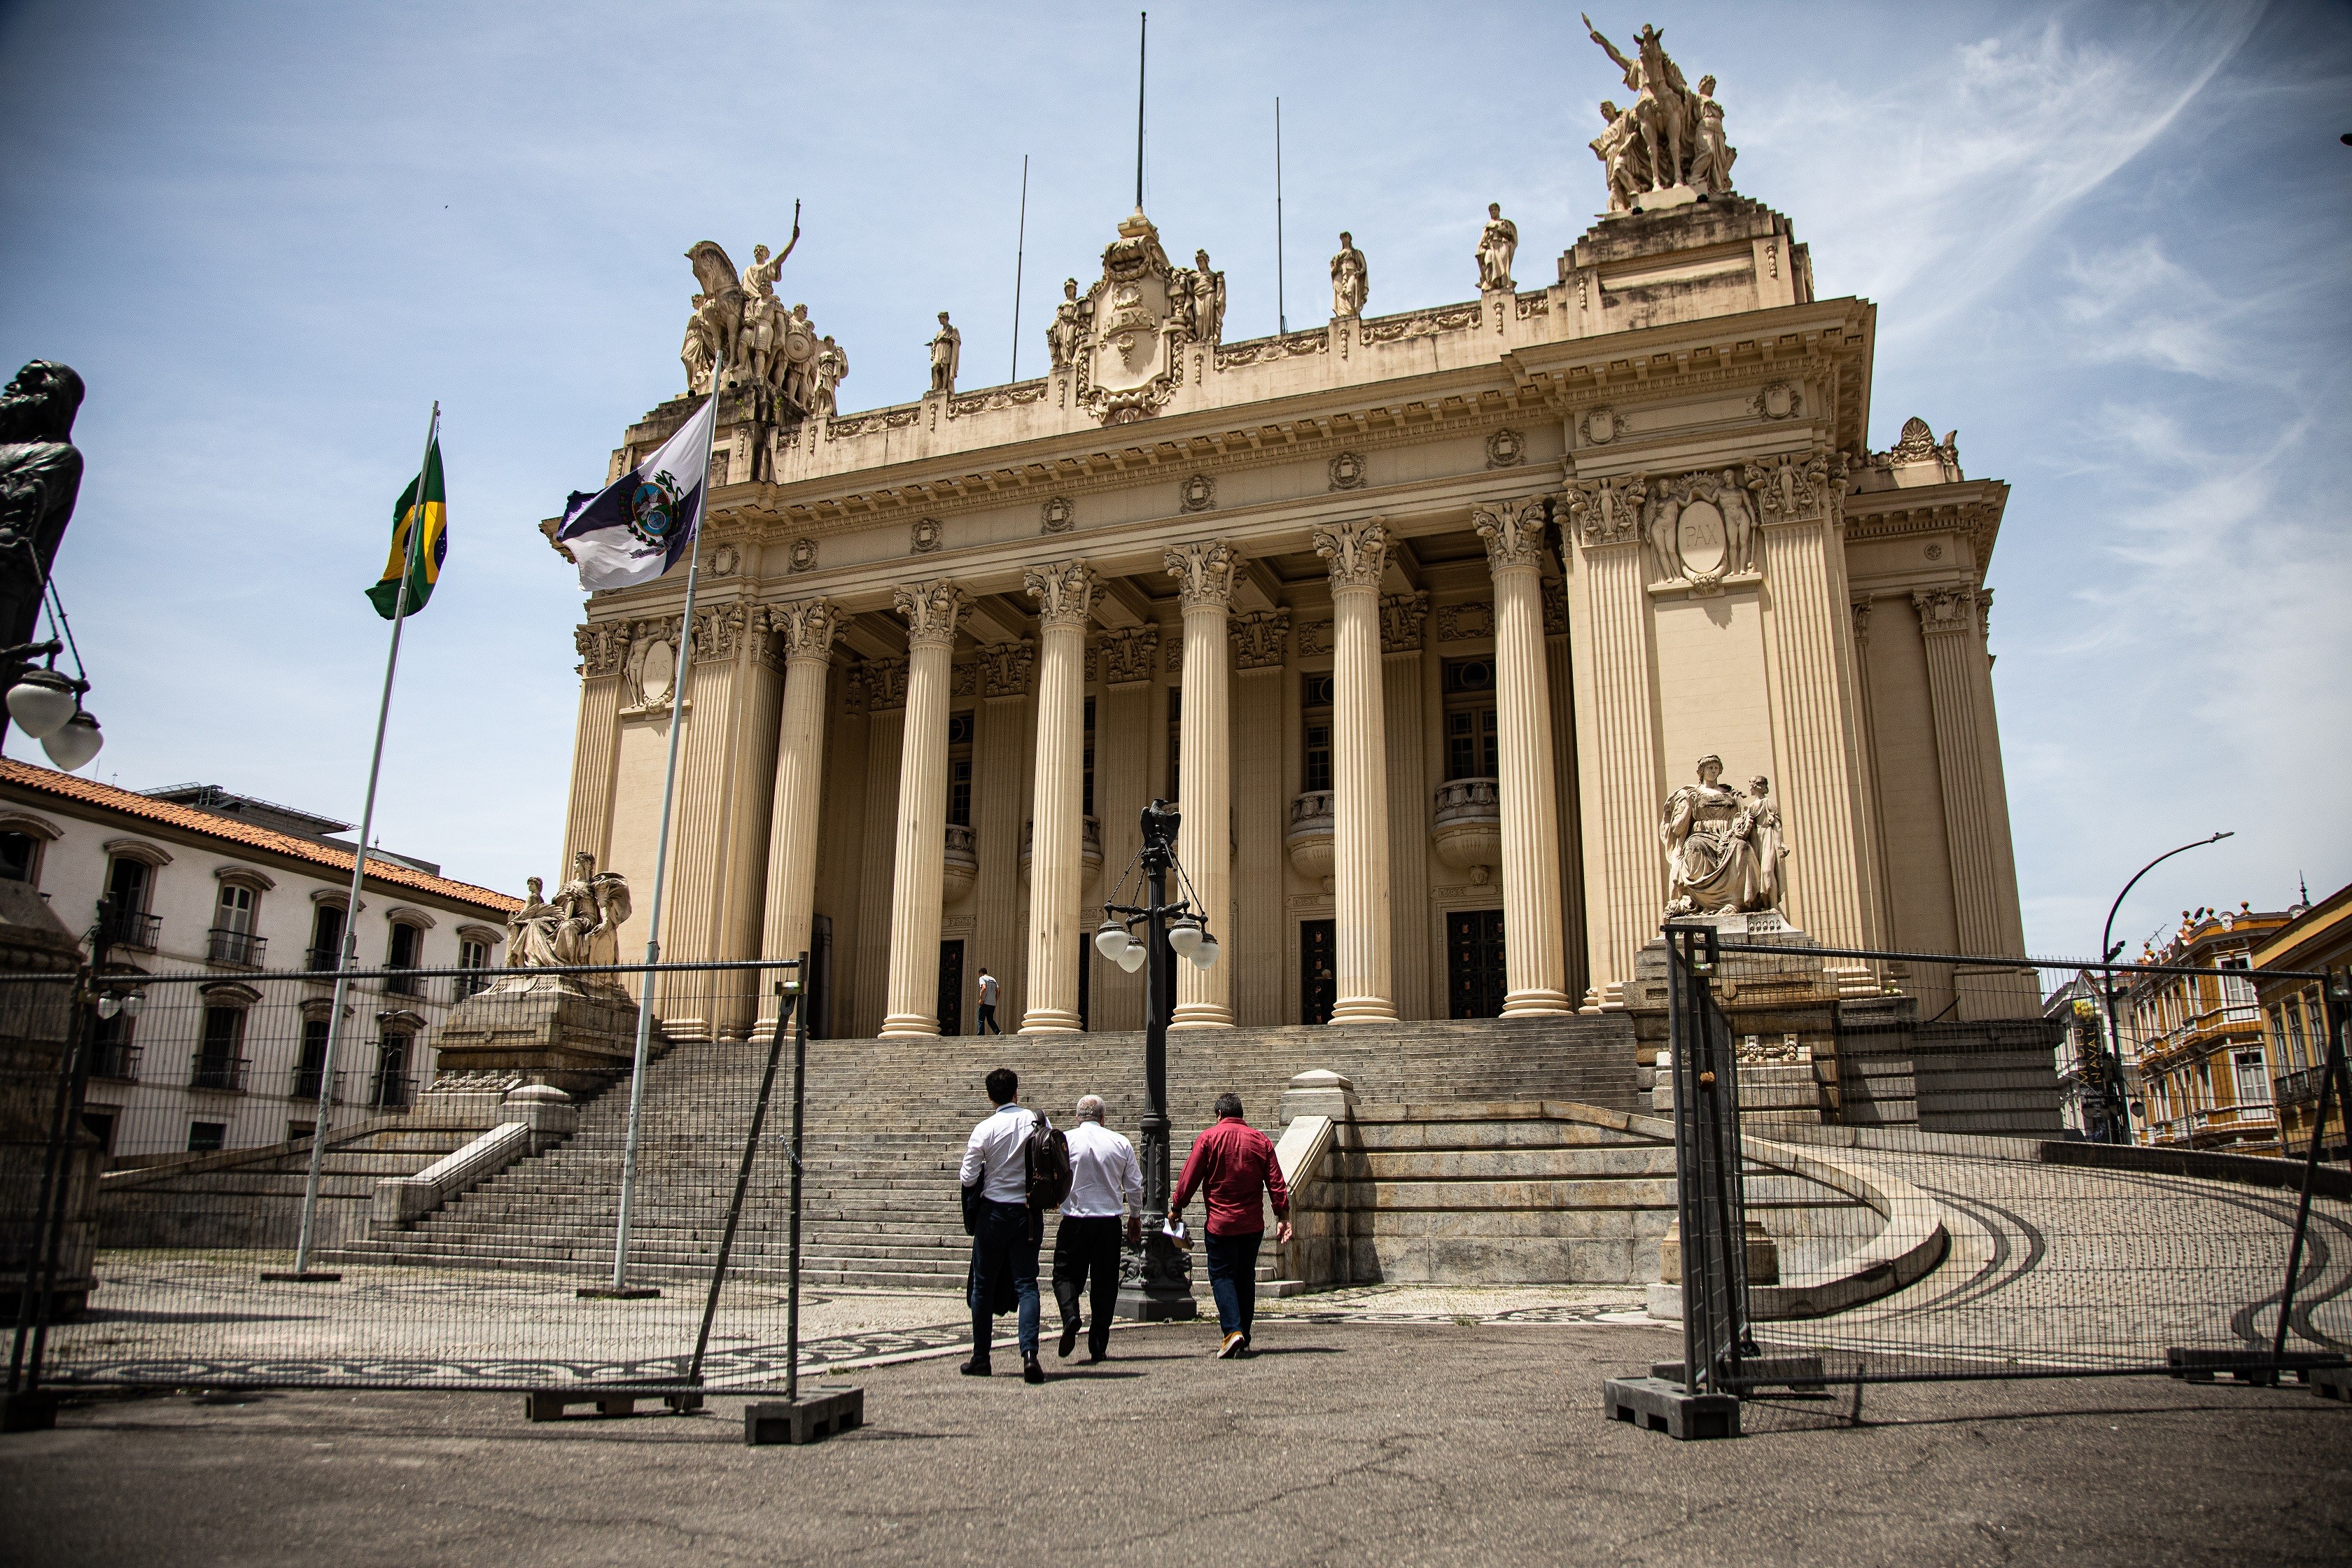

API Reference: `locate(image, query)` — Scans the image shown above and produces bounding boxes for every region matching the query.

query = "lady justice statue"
[1659,756,1786,916]
[506,852,632,971]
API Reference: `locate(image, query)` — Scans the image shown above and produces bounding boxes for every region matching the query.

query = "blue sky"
[0,1,2345,958]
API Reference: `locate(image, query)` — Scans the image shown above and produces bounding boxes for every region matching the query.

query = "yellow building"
[2123,906,2288,1155]
[2253,881,2351,1161]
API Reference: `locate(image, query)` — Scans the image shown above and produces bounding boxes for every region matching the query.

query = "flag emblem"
[629,471,682,546]
[367,431,447,620]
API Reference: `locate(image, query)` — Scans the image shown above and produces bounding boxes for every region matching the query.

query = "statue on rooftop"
[1331,232,1368,318]
[1191,250,1227,344]
[682,204,822,400]
[927,312,962,396]
[1582,16,1734,209]
[1047,277,1086,370]
[1476,204,1518,292]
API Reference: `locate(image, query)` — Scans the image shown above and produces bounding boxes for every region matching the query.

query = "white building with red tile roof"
[0,758,522,1159]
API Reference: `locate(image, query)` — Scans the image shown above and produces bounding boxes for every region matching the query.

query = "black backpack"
[1023,1112,1072,1211]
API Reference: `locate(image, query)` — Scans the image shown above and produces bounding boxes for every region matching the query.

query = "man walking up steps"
[1168,1093,1292,1358]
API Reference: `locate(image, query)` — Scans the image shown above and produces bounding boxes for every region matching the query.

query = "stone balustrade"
[1285,790,1335,892]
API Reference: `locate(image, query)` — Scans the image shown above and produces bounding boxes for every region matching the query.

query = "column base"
[1328,997,1398,1025]
[1018,1009,1083,1033]
[1168,1004,1234,1030]
[878,1015,941,1038]
[1502,989,1573,1016]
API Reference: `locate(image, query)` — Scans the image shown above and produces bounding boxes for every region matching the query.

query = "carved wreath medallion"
[1327,451,1368,491]
[910,517,944,554]
[1040,496,1076,533]
[1485,428,1527,468]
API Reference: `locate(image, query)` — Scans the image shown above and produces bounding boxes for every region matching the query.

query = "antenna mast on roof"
[1135,13,1147,210]
[1275,97,1287,335]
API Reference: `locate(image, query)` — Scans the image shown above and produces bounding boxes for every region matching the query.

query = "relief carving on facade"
[864,657,910,712]
[951,663,978,699]
[1749,382,1802,421]
[1097,625,1160,685]
[1471,497,1550,573]
[1023,559,1100,627]
[1560,475,1649,546]
[1436,600,1496,643]
[1072,211,1196,426]
[772,598,839,664]
[1380,591,1430,653]
[1229,609,1292,670]
[1578,407,1628,446]
[1850,595,1875,648]
[892,579,968,648]
[1040,496,1076,533]
[691,603,748,662]
[576,622,631,678]
[1541,578,1568,636]
[910,517,944,554]
[1744,449,1837,524]
[976,639,1036,699]
[1178,473,1217,513]
[1642,470,1758,589]
[1328,451,1368,491]
[788,537,818,573]
[1660,755,1786,918]
[620,616,685,711]
[1312,519,1389,592]
[1484,428,1527,468]
[1166,538,1243,608]
[1359,303,1480,345]
[1296,620,1334,657]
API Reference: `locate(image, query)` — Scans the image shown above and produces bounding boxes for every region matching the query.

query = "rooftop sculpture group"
[680,203,849,416]
[1585,15,1737,213]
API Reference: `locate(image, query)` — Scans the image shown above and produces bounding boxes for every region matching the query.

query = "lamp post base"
[1115,1233,1198,1321]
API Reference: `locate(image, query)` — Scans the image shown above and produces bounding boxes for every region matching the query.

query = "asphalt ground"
[5,1317,2348,1568]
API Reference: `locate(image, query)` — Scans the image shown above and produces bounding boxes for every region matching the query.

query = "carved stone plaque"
[1676,500,1728,580]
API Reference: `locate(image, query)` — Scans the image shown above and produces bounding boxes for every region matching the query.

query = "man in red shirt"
[1168,1093,1293,1357]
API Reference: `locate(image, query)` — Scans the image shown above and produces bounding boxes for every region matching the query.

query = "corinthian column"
[1313,519,1397,1025]
[757,598,839,1036]
[1472,500,1571,1015]
[880,580,967,1037]
[1021,560,1100,1032]
[1164,540,1240,1030]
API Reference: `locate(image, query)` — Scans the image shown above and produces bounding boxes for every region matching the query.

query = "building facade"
[2253,881,2351,1161]
[0,760,518,1158]
[550,140,2036,1045]
[2121,904,2288,1155]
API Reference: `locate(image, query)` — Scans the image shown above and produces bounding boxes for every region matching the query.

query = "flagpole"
[281,400,439,1282]
[600,363,720,1298]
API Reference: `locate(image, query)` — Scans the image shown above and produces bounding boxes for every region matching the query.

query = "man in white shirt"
[958,1066,1043,1382]
[975,967,1002,1035]
[1052,1095,1144,1363]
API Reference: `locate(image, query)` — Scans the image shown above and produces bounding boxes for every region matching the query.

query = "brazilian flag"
[367,435,447,620]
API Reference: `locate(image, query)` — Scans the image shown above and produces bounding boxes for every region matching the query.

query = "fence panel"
[20,960,808,1396]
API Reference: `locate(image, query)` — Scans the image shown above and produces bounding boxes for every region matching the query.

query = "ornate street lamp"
[2099,831,2233,1146]
[1098,798,1219,1320]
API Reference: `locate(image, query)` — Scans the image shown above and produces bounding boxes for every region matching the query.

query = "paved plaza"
[7,1306,2348,1568]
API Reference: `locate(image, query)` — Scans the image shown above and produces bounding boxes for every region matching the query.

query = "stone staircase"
[324,1015,1639,1290]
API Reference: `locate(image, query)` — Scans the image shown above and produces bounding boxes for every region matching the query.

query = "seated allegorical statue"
[1658,755,1786,917]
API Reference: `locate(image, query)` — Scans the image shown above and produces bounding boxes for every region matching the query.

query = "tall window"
[194,1005,246,1091]
[1166,687,1183,801]
[386,921,422,996]
[456,936,491,1000]
[103,856,157,948]
[1443,659,1499,780]
[1301,673,1334,793]
[211,883,262,966]
[372,1032,413,1110]
[309,903,346,971]
[0,830,39,883]
[946,711,975,827]
[2234,1049,2269,1107]
[1082,696,1097,818]
[2285,1000,2309,1071]
[295,1016,330,1101]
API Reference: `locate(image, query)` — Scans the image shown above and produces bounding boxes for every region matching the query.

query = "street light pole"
[2099,831,2234,1145]
[1104,799,1203,1321]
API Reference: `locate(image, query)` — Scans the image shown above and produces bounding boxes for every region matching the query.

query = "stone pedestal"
[1625,913,1842,1125]
[426,973,640,1102]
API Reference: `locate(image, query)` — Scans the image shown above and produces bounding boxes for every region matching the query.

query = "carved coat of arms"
[1075,211,1189,424]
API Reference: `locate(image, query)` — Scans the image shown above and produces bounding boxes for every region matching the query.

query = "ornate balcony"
[188,1052,249,1093]
[1431,777,1503,884]
[1285,791,1334,892]
[99,906,161,952]
[206,927,267,969]
[89,1042,141,1082]
[942,823,979,904]
[1017,816,1105,892]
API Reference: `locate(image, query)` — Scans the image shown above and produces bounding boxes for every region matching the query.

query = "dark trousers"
[1203,1228,1263,1339]
[976,1003,1000,1035]
[1051,1214,1126,1357]
[969,1200,1040,1362]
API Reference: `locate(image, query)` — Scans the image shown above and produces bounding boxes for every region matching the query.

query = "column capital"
[892,579,968,649]
[1312,517,1388,592]
[1743,449,1842,526]
[1558,477,1647,547]
[1471,497,1550,573]
[575,622,629,678]
[1023,559,1100,629]
[1098,624,1161,685]
[771,597,839,665]
[977,638,1036,699]
[1912,586,1982,638]
[864,657,910,711]
[1850,594,1875,648]
[1166,539,1243,610]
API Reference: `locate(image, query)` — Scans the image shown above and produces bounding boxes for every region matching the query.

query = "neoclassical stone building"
[551,170,2029,1044]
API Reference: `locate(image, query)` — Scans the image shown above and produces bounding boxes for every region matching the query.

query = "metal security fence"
[7,955,821,1415]
[1611,926,2352,1438]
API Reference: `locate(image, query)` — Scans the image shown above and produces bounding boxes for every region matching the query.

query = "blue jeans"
[969,1200,1040,1361]
[1203,1228,1263,1339]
